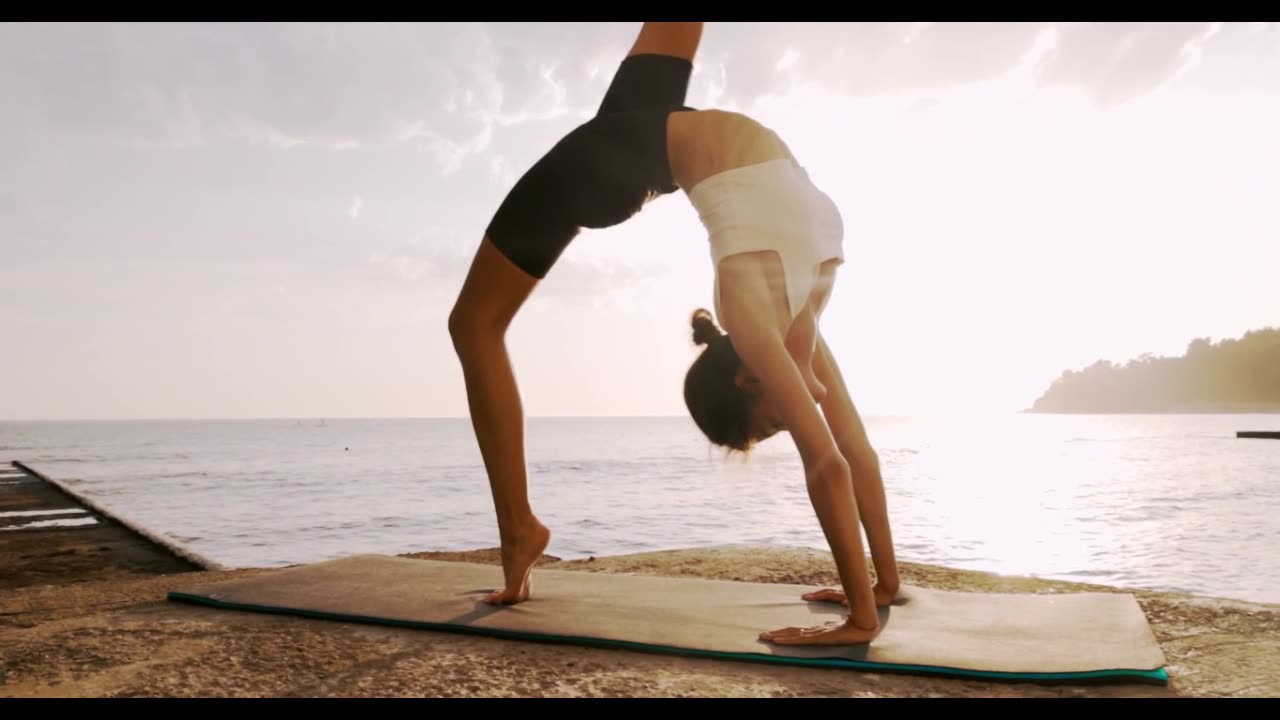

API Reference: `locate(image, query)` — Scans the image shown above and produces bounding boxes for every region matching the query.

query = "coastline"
[2,545,1276,697]
[1022,405,1280,414]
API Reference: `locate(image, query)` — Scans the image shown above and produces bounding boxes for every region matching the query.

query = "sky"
[1,21,1277,420]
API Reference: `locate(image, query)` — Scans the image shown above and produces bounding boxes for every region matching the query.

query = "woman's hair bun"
[690,308,722,346]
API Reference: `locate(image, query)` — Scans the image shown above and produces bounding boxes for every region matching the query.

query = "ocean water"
[2,414,1278,605]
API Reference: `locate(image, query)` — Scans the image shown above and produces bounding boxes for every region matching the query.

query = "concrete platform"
[0,461,211,591]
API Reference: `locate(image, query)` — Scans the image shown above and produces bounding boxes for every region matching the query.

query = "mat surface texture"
[168,555,1168,684]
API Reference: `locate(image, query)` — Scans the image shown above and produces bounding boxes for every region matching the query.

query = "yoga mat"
[168,555,1168,685]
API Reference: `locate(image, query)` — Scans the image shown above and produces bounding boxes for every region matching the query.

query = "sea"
[2,414,1277,605]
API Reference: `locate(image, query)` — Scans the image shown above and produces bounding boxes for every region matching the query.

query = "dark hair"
[683,308,755,452]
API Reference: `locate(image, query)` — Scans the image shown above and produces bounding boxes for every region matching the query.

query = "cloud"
[1033,22,1216,107]
[0,22,596,172]
[1167,21,1280,93]
[362,224,663,306]
[697,22,1256,109]
[536,255,666,306]
[702,22,1045,106]
[3,22,1273,168]
[2,22,1275,280]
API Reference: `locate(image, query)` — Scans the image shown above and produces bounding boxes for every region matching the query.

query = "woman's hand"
[759,617,879,646]
[803,582,902,608]
[801,587,848,605]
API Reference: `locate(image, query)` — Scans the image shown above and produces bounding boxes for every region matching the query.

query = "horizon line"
[0,411,1028,422]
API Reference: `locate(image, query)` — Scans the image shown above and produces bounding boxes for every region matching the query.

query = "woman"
[451,21,898,646]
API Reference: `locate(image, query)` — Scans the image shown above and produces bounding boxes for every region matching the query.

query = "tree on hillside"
[1028,327,1280,412]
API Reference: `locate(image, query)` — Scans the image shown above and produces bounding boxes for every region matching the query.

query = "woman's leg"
[448,237,550,605]
[595,22,702,116]
[626,21,703,60]
[448,22,703,605]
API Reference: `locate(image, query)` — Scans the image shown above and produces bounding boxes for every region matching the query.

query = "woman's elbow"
[805,451,852,494]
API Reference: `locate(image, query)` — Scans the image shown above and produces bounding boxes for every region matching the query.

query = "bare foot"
[760,617,879,646]
[801,582,901,608]
[483,521,551,605]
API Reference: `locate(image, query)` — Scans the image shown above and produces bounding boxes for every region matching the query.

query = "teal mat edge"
[166,591,1169,686]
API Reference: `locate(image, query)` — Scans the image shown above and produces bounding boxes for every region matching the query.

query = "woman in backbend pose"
[450,20,899,646]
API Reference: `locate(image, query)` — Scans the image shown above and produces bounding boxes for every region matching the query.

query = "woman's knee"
[448,298,499,357]
[446,299,471,349]
[449,236,538,353]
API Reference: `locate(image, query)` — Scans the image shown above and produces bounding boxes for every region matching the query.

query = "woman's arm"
[717,268,881,640]
[802,334,901,607]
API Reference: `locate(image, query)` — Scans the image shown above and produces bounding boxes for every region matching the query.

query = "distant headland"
[1026,327,1280,414]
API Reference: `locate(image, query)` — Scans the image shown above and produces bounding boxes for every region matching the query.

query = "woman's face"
[737,359,826,445]
[745,387,786,443]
